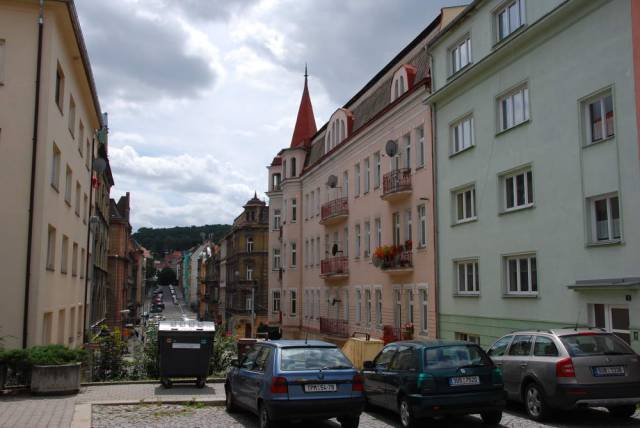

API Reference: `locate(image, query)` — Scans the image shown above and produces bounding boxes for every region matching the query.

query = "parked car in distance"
[488,328,640,421]
[150,305,163,313]
[362,340,505,428]
[225,340,364,428]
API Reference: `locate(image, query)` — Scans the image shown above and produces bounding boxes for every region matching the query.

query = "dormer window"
[325,109,352,153]
[390,65,417,102]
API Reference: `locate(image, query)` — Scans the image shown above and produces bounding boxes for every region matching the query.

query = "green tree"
[157,267,177,285]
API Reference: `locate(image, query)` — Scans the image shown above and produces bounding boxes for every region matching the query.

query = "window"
[354,163,361,196]
[417,204,426,247]
[64,166,72,204]
[78,121,84,156]
[68,95,76,137]
[0,39,5,84]
[83,194,88,224]
[416,127,425,168]
[343,289,350,320]
[365,289,372,325]
[404,209,412,242]
[80,248,85,279]
[508,335,533,356]
[246,237,254,253]
[451,116,474,154]
[496,0,525,42]
[85,140,91,169]
[55,63,65,111]
[272,173,281,191]
[72,243,78,276]
[373,152,381,188]
[290,242,297,267]
[246,266,253,281]
[456,260,479,294]
[488,335,513,357]
[273,248,281,270]
[533,336,558,357]
[392,212,401,246]
[291,198,297,222]
[364,158,370,193]
[316,187,320,215]
[273,209,281,230]
[420,289,428,332]
[403,135,411,169]
[455,187,476,222]
[282,160,286,179]
[591,194,620,242]
[61,235,69,274]
[291,157,296,177]
[499,85,529,131]
[304,194,309,220]
[505,254,537,295]
[374,345,397,370]
[450,36,472,74]
[503,169,533,210]
[46,225,56,270]
[343,226,349,257]
[51,144,61,190]
[304,240,309,267]
[342,171,349,198]
[375,289,382,326]
[455,332,481,345]
[75,182,81,216]
[407,289,414,324]
[364,221,371,257]
[290,290,297,316]
[375,218,382,248]
[355,289,361,324]
[57,309,65,345]
[355,224,361,257]
[316,238,320,265]
[586,92,614,143]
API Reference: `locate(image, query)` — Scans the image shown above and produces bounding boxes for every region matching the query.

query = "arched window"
[399,75,405,93]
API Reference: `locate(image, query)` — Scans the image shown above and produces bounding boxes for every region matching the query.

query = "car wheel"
[398,397,417,428]
[339,416,359,428]
[259,403,272,428]
[480,410,502,425]
[608,405,637,418]
[225,386,238,413]
[524,383,549,421]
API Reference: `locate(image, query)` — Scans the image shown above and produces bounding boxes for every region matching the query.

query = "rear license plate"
[449,376,480,386]
[172,343,200,349]
[593,366,625,377]
[304,383,337,392]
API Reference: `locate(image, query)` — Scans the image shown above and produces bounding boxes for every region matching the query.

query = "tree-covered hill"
[133,224,232,256]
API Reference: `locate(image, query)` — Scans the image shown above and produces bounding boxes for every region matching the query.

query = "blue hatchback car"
[225,340,365,428]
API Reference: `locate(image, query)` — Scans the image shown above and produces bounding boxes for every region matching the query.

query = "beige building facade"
[267,8,464,344]
[0,0,104,348]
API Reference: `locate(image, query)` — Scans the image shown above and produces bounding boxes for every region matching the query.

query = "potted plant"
[28,345,86,395]
[402,323,414,340]
[2,348,30,387]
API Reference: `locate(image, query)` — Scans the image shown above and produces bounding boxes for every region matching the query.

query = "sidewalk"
[0,381,225,428]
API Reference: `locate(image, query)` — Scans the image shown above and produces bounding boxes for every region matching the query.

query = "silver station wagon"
[488,328,640,421]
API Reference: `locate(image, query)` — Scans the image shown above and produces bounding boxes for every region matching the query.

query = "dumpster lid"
[158,320,215,332]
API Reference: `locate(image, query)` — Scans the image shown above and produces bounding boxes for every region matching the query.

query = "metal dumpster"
[158,320,215,388]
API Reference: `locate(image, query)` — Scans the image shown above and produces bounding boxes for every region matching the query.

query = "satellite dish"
[332,243,338,256]
[327,175,338,188]
[93,157,107,173]
[385,140,398,157]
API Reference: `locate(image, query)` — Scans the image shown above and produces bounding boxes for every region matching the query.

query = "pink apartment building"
[266,7,463,343]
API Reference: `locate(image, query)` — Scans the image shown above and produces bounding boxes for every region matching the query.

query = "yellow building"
[0,0,105,348]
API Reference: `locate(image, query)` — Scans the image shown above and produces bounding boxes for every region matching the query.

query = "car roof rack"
[509,328,552,334]
[556,326,606,331]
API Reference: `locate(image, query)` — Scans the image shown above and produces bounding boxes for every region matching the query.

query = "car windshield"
[560,333,634,357]
[280,347,353,371]
[424,345,491,370]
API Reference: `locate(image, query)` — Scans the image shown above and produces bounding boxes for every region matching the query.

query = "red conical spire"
[290,65,317,148]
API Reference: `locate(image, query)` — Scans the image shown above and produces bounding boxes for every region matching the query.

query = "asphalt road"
[146,285,197,322]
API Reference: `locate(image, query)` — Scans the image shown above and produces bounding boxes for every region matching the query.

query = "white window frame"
[273,209,281,230]
[272,248,281,270]
[364,157,370,193]
[455,186,477,223]
[584,91,615,145]
[64,165,72,204]
[503,168,533,211]
[403,134,411,170]
[456,259,479,295]
[365,288,372,326]
[342,171,349,198]
[51,144,61,190]
[364,221,371,258]
[450,35,472,75]
[290,241,297,268]
[246,266,253,281]
[451,115,474,155]
[355,224,361,258]
[373,152,381,188]
[416,126,425,168]
[504,253,538,295]
[590,193,621,243]
[61,235,69,274]
[316,187,320,215]
[46,225,56,270]
[291,198,297,223]
[417,204,427,248]
[419,288,428,333]
[290,290,297,317]
[272,290,281,313]
[355,288,362,324]
[375,218,382,248]
[498,84,529,132]
[495,0,526,42]
[375,288,383,327]
[404,209,412,243]
[343,289,350,321]
[392,212,401,246]
[355,163,361,197]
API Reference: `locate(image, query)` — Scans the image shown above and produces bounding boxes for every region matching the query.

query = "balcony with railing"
[320,256,349,279]
[372,245,413,274]
[319,317,349,338]
[382,168,412,201]
[320,197,348,225]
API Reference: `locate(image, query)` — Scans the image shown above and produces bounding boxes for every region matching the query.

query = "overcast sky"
[75,0,465,230]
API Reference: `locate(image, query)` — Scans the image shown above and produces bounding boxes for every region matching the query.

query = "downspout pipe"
[23,0,45,349]
[82,134,96,343]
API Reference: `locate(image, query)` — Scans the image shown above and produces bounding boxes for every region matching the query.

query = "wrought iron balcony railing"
[320,197,348,224]
[319,317,349,338]
[320,256,348,277]
[382,168,412,200]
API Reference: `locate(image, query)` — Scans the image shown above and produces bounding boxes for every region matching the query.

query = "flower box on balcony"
[372,245,413,272]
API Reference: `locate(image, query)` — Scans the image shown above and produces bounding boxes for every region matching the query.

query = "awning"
[568,277,640,291]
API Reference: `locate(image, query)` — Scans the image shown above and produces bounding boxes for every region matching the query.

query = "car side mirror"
[363,361,375,370]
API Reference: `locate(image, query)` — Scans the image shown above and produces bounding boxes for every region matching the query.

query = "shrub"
[28,344,87,366]
[1,348,30,385]
[209,328,236,376]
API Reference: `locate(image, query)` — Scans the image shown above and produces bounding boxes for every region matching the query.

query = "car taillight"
[270,377,288,394]
[352,374,364,391]
[556,358,575,377]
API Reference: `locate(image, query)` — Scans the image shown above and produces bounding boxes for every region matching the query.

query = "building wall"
[0,0,101,348]
[430,0,640,350]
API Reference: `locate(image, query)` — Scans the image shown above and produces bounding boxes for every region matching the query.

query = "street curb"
[81,378,225,386]
[71,398,226,428]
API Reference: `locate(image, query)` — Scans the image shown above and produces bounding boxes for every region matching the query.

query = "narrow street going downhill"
[145,285,197,323]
